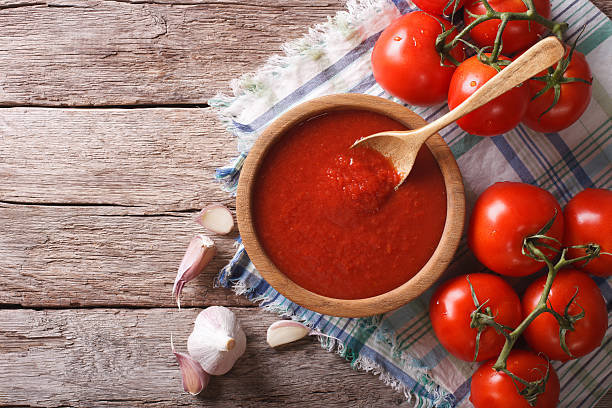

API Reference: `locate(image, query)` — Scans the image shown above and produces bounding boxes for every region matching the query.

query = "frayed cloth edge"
[220,273,456,408]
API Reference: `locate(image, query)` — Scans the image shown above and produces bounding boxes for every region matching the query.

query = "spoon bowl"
[353,36,566,188]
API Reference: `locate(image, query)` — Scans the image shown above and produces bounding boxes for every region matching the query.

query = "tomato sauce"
[253,110,446,299]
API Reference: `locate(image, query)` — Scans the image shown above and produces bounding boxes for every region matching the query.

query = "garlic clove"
[194,205,234,235]
[188,306,246,376]
[172,344,210,395]
[266,320,311,348]
[173,235,216,308]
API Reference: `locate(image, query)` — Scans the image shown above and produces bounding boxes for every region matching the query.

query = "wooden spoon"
[352,36,565,188]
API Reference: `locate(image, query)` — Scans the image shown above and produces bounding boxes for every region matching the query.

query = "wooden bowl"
[236,94,465,317]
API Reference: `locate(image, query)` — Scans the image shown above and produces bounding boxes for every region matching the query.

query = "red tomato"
[468,182,563,276]
[429,273,522,362]
[371,11,464,106]
[470,350,560,408]
[464,0,551,55]
[447,54,529,136]
[522,269,607,361]
[523,48,592,132]
[412,0,466,16]
[563,188,612,276]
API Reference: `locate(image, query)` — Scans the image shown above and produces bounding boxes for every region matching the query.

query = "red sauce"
[253,110,446,299]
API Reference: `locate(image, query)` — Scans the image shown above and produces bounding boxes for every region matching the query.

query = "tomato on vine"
[468,182,563,276]
[371,11,464,106]
[523,46,592,132]
[429,273,522,362]
[522,269,607,361]
[470,350,560,408]
[447,54,529,136]
[464,0,552,55]
[563,188,612,276]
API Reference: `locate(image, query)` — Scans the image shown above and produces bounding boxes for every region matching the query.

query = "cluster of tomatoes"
[371,0,593,136]
[429,184,611,407]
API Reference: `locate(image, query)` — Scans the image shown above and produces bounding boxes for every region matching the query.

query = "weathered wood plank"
[0,0,344,106]
[0,0,609,107]
[0,204,252,307]
[0,307,406,407]
[599,393,612,407]
[0,108,233,209]
[594,0,612,16]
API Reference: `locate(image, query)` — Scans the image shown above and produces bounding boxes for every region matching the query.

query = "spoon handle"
[417,36,565,138]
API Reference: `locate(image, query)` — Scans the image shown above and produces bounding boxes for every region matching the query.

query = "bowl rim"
[236,93,465,317]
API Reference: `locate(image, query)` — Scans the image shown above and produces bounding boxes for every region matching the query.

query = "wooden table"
[1,1,610,406]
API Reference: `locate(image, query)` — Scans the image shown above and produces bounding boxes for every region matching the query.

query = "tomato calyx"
[566,242,610,265]
[521,209,562,263]
[544,288,586,359]
[479,52,511,71]
[529,29,593,118]
[434,22,462,67]
[437,0,568,66]
[467,276,514,361]
[498,362,552,407]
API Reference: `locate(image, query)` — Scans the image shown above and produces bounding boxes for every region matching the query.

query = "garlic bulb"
[187,306,246,375]
[173,235,216,307]
[267,320,311,347]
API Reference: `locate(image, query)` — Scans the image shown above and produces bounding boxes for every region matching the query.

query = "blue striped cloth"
[209,0,612,406]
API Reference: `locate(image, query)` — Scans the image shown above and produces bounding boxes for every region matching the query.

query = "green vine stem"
[466,211,603,405]
[488,15,510,62]
[490,243,598,372]
[437,0,569,64]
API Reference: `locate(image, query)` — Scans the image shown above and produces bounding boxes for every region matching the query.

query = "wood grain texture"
[0,108,256,307]
[0,107,231,209]
[236,94,465,317]
[0,0,344,106]
[0,204,253,308]
[595,0,612,15]
[0,307,406,407]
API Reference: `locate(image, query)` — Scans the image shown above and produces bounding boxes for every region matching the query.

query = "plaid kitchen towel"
[209,0,612,406]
